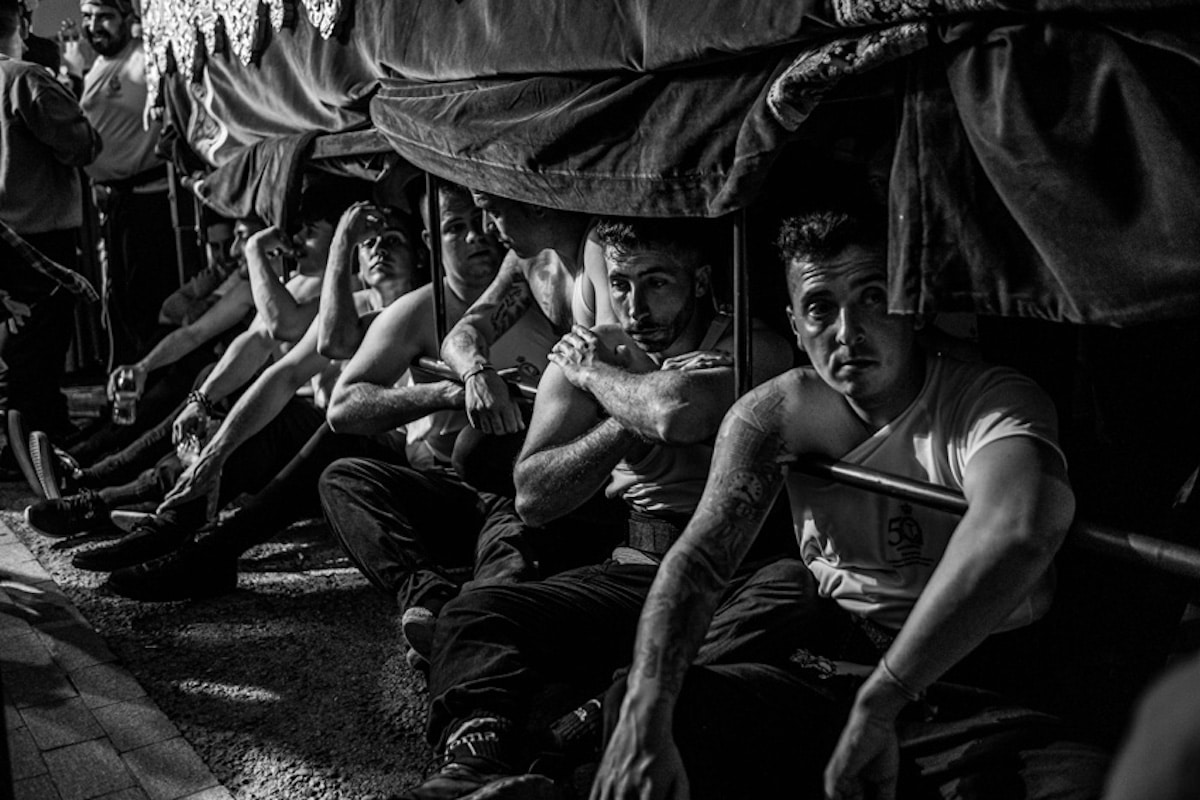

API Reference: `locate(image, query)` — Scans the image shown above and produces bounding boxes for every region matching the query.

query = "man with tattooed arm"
[394,216,806,800]
[592,208,1108,800]
[438,194,616,492]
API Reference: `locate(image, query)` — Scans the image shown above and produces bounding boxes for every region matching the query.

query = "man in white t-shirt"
[65,0,176,361]
[592,206,1108,800]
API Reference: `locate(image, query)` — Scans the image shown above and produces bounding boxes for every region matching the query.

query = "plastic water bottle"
[112,368,138,426]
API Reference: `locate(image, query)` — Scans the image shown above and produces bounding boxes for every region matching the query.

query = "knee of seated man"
[452,422,525,498]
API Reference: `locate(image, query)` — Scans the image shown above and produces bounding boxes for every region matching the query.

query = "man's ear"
[786,306,804,349]
[421,229,431,250]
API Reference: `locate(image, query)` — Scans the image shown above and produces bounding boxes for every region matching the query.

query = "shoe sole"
[29,431,62,500]
[7,411,44,499]
[461,775,563,800]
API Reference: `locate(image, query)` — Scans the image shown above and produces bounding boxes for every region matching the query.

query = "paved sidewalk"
[1,517,232,800]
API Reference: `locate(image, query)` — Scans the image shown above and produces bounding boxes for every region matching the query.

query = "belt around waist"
[99,164,168,192]
[624,510,692,557]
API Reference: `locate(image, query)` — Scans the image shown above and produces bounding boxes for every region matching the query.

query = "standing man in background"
[0,0,100,474]
[0,0,101,469]
[62,0,176,362]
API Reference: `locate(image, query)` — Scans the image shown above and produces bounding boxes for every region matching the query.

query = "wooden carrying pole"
[791,456,1200,584]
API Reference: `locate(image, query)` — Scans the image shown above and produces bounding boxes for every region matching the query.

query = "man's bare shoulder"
[376,284,437,342]
[731,367,854,455]
[285,273,323,302]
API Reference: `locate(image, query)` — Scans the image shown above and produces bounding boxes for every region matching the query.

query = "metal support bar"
[791,455,1200,584]
[732,209,752,398]
[310,128,390,159]
[425,174,448,347]
[166,161,190,288]
[411,357,537,401]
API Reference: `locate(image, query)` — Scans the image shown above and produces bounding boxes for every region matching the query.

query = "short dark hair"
[412,178,474,231]
[776,209,886,269]
[377,204,423,250]
[593,217,716,271]
[0,1,21,40]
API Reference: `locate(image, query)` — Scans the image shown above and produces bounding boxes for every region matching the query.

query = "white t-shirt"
[790,355,1064,631]
[81,41,164,185]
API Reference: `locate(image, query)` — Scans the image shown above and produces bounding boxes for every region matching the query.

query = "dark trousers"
[101,188,178,364]
[67,349,216,465]
[91,396,326,525]
[154,396,327,530]
[0,229,79,437]
[600,599,1110,800]
[320,458,539,615]
[82,401,179,489]
[200,424,405,559]
[425,556,816,752]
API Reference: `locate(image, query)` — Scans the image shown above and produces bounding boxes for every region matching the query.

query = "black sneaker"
[29,431,77,499]
[394,718,517,800]
[394,761,514,800]
[72,517,191,572]
[24,490,109,538]
[105,543,237,602]
[6,410,43,498]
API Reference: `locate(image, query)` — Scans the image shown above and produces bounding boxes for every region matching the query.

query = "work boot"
[105,541,237,601]
[72,516,191,572]
[24,490,109,538]
[394,717,518,800]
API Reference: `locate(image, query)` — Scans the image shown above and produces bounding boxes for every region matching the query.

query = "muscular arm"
[326,290,462,435]
[563,323,792,445]
[170,316,282,445]
[825,436,1074,798]
[318,203,375,358]
[131,280,252,376]
[161,319,333,510]
[245,231,321,342]
[200,321,328,463]
[194,317,279,404]
[513,364,643,527]
[591,379,796,800]
[441,253,534,376]
[440,254,535,434]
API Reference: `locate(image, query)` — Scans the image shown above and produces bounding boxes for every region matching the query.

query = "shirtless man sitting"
[53,203,418,574]
[316,181,561,665]
[393,216,804,800]
[439,192,613,492]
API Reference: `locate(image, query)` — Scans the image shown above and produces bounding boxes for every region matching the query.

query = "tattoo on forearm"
[630,386,793,698]
[488,280,530,336]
